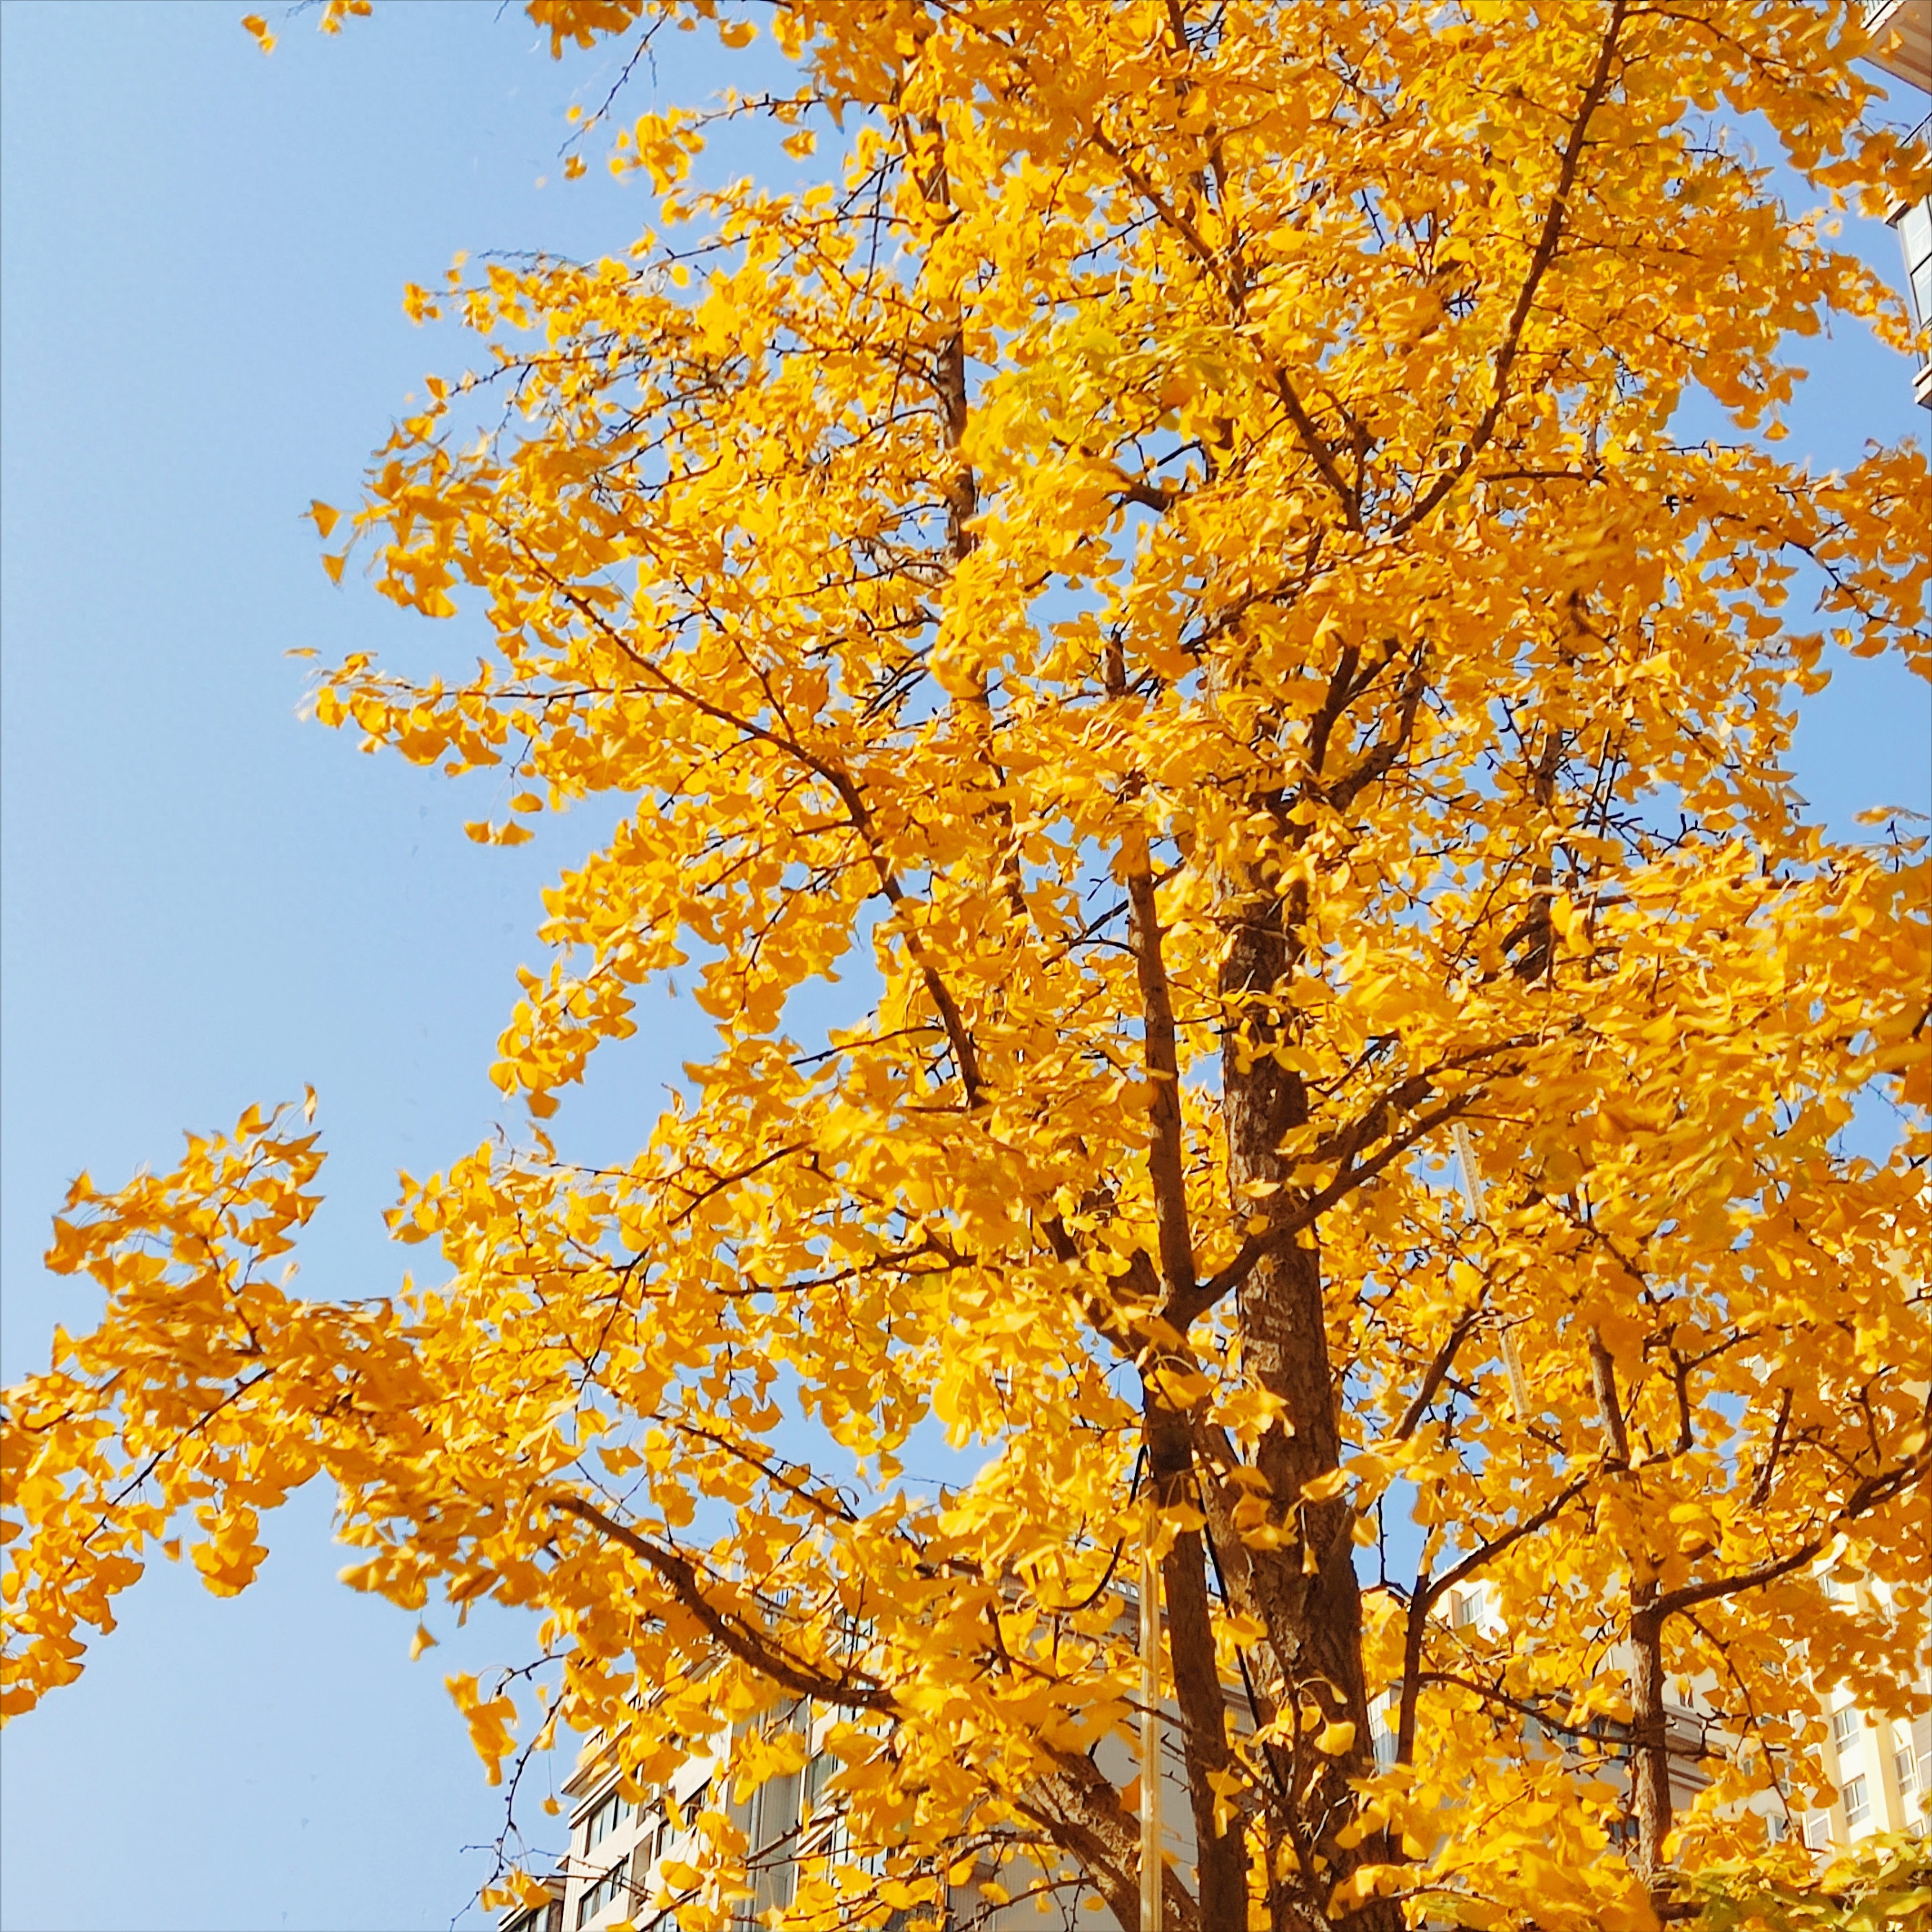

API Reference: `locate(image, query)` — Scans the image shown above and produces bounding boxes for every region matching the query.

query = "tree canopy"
[5,2,1929,1928]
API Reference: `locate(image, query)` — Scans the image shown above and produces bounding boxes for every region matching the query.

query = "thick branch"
[1019,1747,1202,1932]
[1393,1303,1489,1443]
[1127,853,1199,1306]
[1652,1450,1932,1623]
[1187,1090,1481,1319]
[548,1494,892,1713]
[1143,1382,1247,1927]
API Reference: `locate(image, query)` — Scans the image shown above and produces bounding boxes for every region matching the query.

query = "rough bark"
[1218,869,1397,1932]
[1145,1390,1250,1930]
[1628,1600,1672,1881]
[1129,836,1250,1930]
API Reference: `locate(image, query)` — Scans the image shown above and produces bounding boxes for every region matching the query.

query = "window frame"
[573,1858,630,1929]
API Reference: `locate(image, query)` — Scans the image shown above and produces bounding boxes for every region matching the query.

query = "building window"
[1831,1707,1860,1751]
[1766,1812,1788,1844]
[1450,1592,1477,1630]
[803,1748,836,1820]
[1898,1747,1922,1796]
[584,1789,627,1853]
[575,1860,628,1929]
[1587,1715,1632,1764]
[1844,1776,1871,1829]
[1804,1812,1831,1850]
[1899,197,1931,340]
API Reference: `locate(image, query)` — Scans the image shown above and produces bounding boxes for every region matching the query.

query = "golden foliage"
[6,3,1930,1928]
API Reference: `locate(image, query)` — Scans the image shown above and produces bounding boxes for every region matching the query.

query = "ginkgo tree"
[5,1,1929,1928]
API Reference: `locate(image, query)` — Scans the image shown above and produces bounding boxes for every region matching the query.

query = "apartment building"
[1787,1574,1932,1851]
[1867,0,1932,95]
[1807,1694,1931,1847]
[506,1694,1188,1932]
[1366,1582,1716,1855]
[500,1572,1924,1932]
[1417,1576,1929,1863]
[500,1574,1921,1929]
[502,1880,566,1932]
[1863,1,1932,407]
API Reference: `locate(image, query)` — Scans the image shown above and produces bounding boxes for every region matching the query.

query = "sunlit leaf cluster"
[6,3,1928,1928]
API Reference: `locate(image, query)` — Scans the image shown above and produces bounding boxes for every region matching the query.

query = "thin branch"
[1395,0,1629,533]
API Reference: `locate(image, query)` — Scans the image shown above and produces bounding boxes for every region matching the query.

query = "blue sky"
[0,6,1926,1930]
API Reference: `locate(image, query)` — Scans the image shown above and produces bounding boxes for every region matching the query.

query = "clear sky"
[1,6,1926,1931]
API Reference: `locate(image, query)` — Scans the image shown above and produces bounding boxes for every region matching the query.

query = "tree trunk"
[1628,1601,1672,1882]
[1220,872,1396,1932]
[1147,1392,1252,1931]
